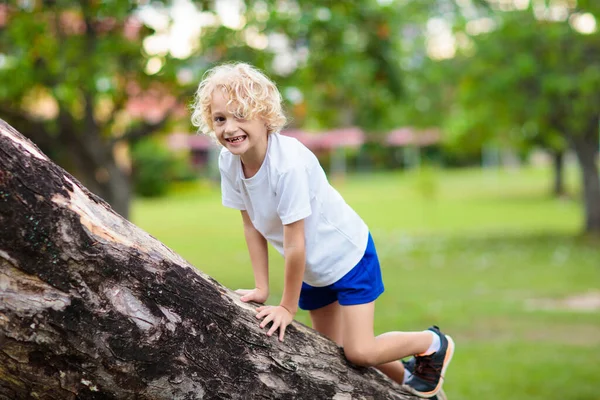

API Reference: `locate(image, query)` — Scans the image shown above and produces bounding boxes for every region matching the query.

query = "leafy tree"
[405,0,600,234]
[0,0,188,218]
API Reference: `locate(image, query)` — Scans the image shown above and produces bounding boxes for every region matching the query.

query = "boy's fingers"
[236,289,254,301]
[278,324,286,341]
[255,307,291,340]
[267,318,280,336]
[241,293,253,302]
[259,313,274,328]
[256,306,271,318]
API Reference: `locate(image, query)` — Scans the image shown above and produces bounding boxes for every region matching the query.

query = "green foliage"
[396,2,599,164]
[0,1,191,215]
[396,2,600,232]
[449,6,600,148]
[197,0,407,133]
[0,1,173,110]
[131,137,194,198]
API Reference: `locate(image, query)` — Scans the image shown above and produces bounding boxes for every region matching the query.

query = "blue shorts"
[298,233,384,311]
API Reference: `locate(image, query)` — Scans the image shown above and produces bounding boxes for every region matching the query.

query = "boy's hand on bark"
[255,305,294,342]
[235,288,268,304]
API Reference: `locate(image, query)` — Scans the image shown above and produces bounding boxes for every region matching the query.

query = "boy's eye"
[214,116,225,123]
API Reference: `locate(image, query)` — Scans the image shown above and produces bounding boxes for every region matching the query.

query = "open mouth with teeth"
[225,135,247,144]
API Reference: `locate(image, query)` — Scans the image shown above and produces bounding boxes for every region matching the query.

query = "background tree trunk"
[569,130,600,236]
[552,150,565,197]
[0,118,421,399]
[83,156,132,221]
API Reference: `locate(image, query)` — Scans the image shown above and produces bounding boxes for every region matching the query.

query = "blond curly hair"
[190,62,287,137]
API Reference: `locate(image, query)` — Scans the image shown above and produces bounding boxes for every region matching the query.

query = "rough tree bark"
[0,118,425,399]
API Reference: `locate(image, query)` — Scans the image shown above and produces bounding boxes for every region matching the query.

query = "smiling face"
[210,89,269,161]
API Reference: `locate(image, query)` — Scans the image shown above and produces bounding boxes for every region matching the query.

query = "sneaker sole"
[405,388,448,400]
[407,335,455,398]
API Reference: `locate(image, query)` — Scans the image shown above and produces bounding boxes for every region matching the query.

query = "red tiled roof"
[386,127,441,147]
[0,4,7,27]
[125,82,187,123]
[280,129,321,148]
[317,127,365,150]
[282,127,365,150]
[167,132,214,151]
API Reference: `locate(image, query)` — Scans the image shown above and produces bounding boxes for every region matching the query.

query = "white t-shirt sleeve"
[219,152,246,210]
[276,166,312,225]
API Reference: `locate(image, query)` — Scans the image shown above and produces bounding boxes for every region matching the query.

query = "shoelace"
[414,355,442,383]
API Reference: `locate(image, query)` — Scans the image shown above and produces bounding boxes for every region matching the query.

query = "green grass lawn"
[132,166,600,400]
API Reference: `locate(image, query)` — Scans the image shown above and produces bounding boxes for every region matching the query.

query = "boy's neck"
[241,159,261,178]
[240,136,268,178]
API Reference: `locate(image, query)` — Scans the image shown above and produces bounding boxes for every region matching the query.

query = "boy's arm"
[279,219,306,315]
[236,210,269,304]
[256,219,305,341]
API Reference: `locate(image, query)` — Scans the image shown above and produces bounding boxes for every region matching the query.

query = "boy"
[191,62,454,398]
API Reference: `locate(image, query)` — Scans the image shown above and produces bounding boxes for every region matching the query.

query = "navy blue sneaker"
[405,326,455,398]
[402,357,446,400]
[402,357,416,373]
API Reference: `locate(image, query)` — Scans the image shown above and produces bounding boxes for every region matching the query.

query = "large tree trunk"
[569,129,600,235]
[0,118,421,399]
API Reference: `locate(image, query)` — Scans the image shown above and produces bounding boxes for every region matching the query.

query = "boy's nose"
[224,119,238,134]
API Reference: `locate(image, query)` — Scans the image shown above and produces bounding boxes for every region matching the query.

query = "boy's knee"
[343,345,377,367]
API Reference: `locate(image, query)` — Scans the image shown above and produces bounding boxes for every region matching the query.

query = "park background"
[1,0,599,398]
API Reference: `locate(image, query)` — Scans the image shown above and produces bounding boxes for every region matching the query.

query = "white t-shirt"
[219,132,369,287]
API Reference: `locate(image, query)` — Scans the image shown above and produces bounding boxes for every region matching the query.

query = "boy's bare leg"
[375,361,407,385]
[340,302,433,377]
[310,301,430,386]
[309,301,344,345]
[342,302,455,397]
